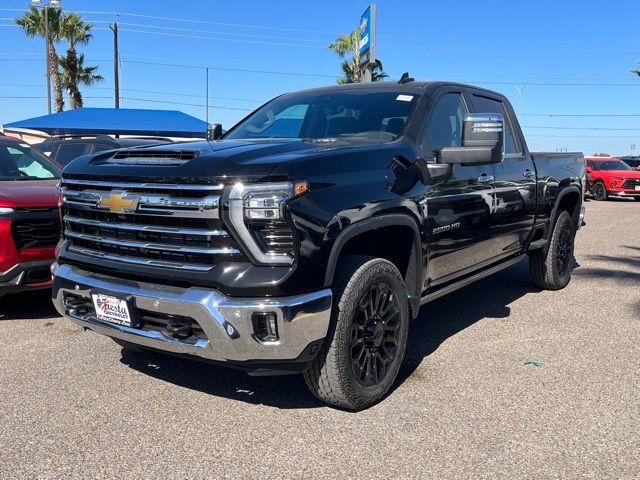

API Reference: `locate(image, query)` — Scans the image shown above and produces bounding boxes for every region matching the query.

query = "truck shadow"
[0,290,59,321]
[119,261,538,410]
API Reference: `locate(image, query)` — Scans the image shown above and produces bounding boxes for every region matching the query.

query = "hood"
[0,179,59,208]
[61,139,399,184]
[601,169,640,178]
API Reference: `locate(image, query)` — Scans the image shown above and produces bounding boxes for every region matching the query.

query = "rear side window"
[54,143,88,165]
[425,93,467,152]
[91,143,116,154]
[471,95,519,155]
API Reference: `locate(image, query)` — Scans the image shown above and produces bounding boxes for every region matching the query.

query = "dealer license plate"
[91,293,132,326]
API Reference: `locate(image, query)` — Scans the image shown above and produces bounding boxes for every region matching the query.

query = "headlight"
[0,207,14,214]
[228,181,308,265]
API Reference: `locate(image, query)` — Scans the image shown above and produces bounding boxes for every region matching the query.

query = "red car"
[585,156,640,201]
[0,136,62,298]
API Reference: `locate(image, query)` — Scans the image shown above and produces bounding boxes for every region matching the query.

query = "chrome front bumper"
[52,263,332,364]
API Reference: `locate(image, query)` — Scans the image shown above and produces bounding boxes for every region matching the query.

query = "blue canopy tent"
[3,108,209,138]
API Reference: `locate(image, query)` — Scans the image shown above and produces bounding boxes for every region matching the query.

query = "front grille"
[61,179,242,271]
[622,179,640,189]
[11,218,61,249]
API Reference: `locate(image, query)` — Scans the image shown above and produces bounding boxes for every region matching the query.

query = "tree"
[328,29,388,84]
[16,5,65,112]
[59,53,104,109]
[633,67,640,77]
[60,12,93,109]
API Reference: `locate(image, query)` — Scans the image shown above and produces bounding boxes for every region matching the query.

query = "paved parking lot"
[1,200,638,479]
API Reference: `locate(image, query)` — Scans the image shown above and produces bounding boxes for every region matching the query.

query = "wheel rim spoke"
[351,279,402,387]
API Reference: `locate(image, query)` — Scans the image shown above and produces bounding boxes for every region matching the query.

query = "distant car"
[34,135,172,166]
[0,136,61,298]
[585,156,640,201]
[620,156,640,171]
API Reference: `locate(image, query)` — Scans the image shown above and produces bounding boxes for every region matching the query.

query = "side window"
[425,93,466,153]
[55,143,89,165]
[471,95,519,155]
[91,143,116,154]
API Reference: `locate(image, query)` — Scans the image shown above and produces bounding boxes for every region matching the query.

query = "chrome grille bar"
[67,246,213,272]
[65,230,239,255]
[64,215,228,237]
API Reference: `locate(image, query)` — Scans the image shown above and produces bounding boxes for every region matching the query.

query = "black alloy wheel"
[592,182,607,201]
[350,281,401,387]
[555,221,574,278]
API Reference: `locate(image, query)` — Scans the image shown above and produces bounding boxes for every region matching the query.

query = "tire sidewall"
[593,181,607,201]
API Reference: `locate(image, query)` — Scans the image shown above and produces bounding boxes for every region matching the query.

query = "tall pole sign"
[359,4,376,83]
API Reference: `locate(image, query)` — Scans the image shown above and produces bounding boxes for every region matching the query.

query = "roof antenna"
[398,72,414,84]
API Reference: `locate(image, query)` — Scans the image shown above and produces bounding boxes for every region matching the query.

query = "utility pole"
[109,19,120,108]
[205,67,209,124]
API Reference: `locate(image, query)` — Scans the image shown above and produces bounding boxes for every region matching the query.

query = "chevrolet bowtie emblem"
[98,191,138,214]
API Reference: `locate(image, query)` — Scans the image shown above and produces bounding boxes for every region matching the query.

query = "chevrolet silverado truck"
[0,136,62,298]
[52,79,585,410]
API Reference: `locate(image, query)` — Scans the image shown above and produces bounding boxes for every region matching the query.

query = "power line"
[121,58,336,78]
[117,27,326,49]
[523,126,640,131]
[120,96,253,111]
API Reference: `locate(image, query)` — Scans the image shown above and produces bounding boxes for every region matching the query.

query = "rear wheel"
[592,181,607,201]
[634,197,640,202]
[529,210,576,290]
[303,256,409,410]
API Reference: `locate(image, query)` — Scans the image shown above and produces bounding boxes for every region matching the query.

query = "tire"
[592,181,607,201]
[303,256,409,410]
[529,210,576,290]
[634,197,640,202]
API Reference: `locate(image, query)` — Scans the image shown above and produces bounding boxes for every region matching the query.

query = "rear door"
[470,93,536,255]
[419,87,497,286]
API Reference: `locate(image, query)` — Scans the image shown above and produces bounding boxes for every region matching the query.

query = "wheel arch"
[323,214,423,319]
[549,185,582,236]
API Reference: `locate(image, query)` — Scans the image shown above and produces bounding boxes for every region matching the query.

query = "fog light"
[251,312,278,342]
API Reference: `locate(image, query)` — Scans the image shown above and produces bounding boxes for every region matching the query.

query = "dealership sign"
[359,4,376,67]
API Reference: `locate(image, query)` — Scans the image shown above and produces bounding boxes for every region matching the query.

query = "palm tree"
[328,29,388,84]
[59,53,104,108]
[15,5,65,112]
[60,12,93,109]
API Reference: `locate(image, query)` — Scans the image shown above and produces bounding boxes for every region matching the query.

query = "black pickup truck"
[52,79,585,410]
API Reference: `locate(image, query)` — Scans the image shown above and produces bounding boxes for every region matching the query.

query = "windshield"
[592,160,632,171]
[225,90,420,144]
[0,142,61,181]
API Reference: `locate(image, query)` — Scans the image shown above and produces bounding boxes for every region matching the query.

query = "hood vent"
[100,150,198,166]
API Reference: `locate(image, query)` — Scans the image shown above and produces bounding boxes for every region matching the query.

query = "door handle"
[522,169,534,179]
[477,174,494,183]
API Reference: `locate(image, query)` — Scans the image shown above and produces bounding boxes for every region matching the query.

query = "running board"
[420,255,525,305]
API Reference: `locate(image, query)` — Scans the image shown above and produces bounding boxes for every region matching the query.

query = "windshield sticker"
[20,143,30,148]
[396,94,414,102]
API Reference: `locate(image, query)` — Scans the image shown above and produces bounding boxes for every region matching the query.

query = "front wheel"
[592,181,607,201]
[529,210,576,290]
[303,256,409,410]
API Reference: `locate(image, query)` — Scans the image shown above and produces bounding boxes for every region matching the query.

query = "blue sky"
[1,0,639,155]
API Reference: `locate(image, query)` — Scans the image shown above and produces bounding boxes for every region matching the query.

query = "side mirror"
[436,113,505,165]
[206,123,223,140]
[585,166,593,174]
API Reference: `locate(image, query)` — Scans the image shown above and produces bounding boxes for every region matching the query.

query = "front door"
[420,89,497,287]
[469,93,536,254]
